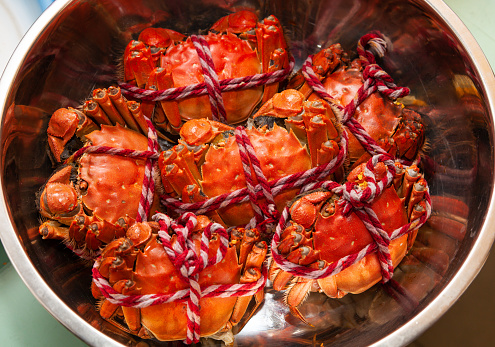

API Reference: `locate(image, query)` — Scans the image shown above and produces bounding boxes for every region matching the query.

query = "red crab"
[38,98,161,255]
[123,10,289,132]
[92,215,268,342]
[158,90,342,227]
[289,43,425,168]
[269,160,429,323]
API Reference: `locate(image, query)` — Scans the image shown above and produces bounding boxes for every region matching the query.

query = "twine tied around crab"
[160,31,431,284]
[84,31,429,344]
[118,34,295,125]
[269,31,429,284]
[67,114,159,224]
[91,212,267,344]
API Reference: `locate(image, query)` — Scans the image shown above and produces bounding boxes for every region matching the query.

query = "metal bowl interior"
[0,0,494,346]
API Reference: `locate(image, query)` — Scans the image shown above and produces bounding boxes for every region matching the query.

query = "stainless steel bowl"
[0,0,494,346]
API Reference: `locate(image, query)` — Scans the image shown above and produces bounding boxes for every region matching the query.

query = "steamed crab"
[269,160,429,322]
[38,95,161,255]
[158,90,342,227]
[122,10,289,132]
[91,215,267,342]
[290,43,425,168]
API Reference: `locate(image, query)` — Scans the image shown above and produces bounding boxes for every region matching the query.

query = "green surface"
[0,251,88,346]
[0,0,493,346]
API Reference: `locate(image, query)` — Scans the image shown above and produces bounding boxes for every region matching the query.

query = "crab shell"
[159,120,312,227]
[39,124,161,251]
[313,186,409,295]
[93,220,267,341]
[160,32,263,124]
[202,124,311,226]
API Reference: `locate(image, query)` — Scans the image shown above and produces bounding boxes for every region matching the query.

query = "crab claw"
[253,89,304,119]
[138,27,185,50]
[289,191,333,229]
[210,10,259,34]
[179,118,233,146]
[38,166,81,225]
[47,108,98,162]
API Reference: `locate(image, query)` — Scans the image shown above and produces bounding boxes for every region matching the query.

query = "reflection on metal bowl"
[0,0,494,346]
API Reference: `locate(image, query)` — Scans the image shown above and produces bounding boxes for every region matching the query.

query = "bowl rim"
[371,0,495,343]
[0,0,494,346]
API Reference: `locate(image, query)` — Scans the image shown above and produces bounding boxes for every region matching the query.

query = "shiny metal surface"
[0,0,494,346]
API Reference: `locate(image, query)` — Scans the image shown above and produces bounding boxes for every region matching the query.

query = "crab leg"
[278,228,313,254]
[127,101,149,134]
[261,48,289,104]
[294,44,347,99]
[302,100,340,168]
[238,229,261,268]
[397,165,420,202]
[283,261,324,326]
[159,146,201,197]
[127,48,155,88]
[286,246,320,266]
[139,84,157,119]
[39,220,68,241]
[407,178,427,219]
[160,163,197,198]
[230,228,244,254]
[68,214,90,245]
[147,66,182,132]
[226,267,262,330]
[84,100,113,125]
[226,240,267,329]
[407,200,428,248]
[285,115,307,145]
[393,162,405,190]
[92,89,127,126]
[121,280,142,332]
[107,86,141,133]
[172,144,202,181]
[256,18,284,73]
[123,40,145,82]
